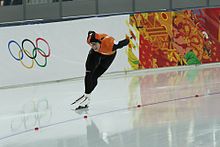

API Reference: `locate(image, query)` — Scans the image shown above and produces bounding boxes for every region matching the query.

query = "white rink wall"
[0,15,130,87]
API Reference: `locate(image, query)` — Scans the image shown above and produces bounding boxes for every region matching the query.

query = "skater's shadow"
[74,107,89,115]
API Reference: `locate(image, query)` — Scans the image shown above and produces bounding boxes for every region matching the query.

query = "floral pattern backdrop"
[126,8,220,70]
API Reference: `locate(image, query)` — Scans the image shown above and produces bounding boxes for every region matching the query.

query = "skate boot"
[71,94,90,110]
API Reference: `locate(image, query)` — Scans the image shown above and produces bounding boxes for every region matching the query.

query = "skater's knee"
[85,69,92,75]
[86,70,91,73]
[85,70,99,81]
[85,70,93,79]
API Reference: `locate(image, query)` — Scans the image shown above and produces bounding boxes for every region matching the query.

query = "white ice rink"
[1,64,220,147]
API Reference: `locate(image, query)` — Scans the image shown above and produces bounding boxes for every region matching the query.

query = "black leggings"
[84,49,116,94]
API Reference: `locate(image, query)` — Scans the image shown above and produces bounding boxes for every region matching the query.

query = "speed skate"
[71,94,90,110]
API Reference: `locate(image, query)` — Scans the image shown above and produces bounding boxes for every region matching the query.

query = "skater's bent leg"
[85,53,116,94]
[84,51,116,94]
[88,66,108,93]
[84,49,101,94]
[84,70,94,94]
[84,66,106,94]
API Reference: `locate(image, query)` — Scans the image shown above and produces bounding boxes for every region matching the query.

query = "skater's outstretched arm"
[112,38,130,51]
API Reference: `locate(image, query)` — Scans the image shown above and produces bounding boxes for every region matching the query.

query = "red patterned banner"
[126,8,220,70]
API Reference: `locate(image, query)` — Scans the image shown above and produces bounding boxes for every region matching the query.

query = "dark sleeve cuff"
[112,39,130,51]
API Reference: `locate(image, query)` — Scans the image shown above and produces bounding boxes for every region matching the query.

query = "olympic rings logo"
[8,38,51,69]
